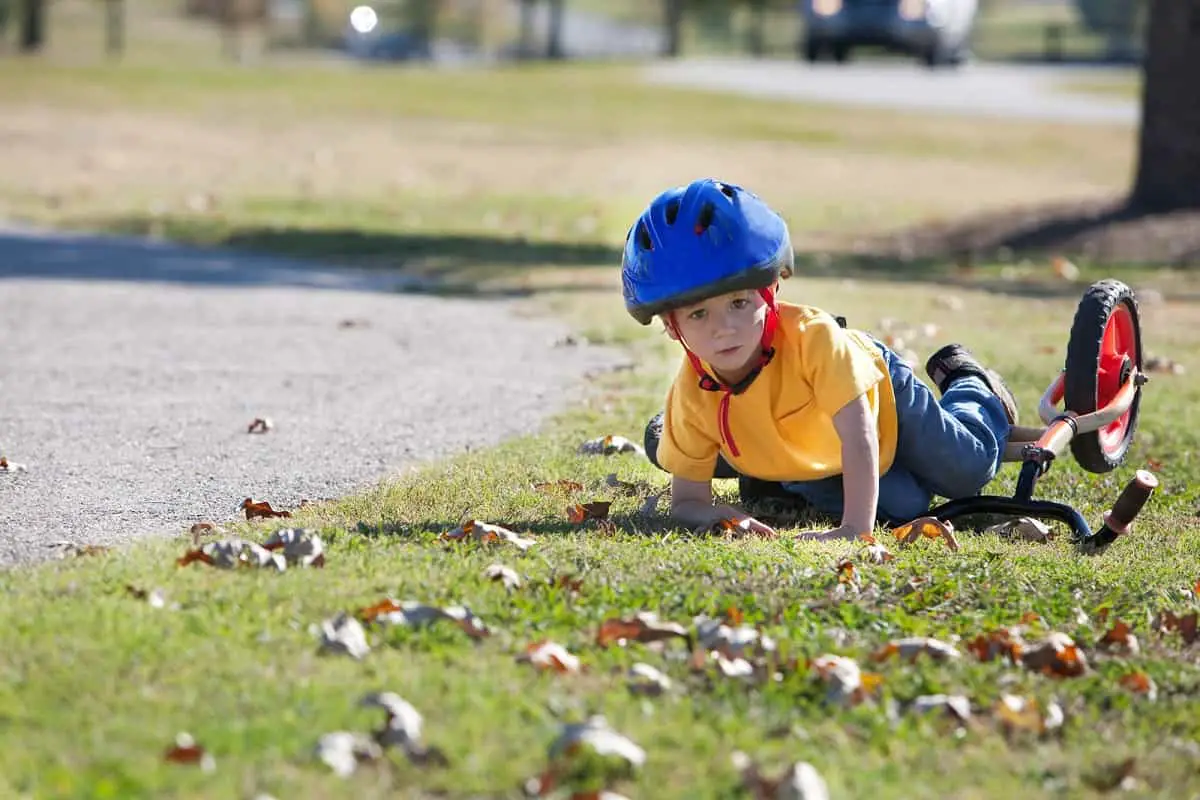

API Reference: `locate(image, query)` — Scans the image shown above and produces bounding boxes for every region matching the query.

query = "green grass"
[1058,75,1143,101]
[2,276,1199,799]
[1,12,1195,797]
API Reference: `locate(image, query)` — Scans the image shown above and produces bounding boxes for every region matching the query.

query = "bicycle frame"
[926,368,1148,546]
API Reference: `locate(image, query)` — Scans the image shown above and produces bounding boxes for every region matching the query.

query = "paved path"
[644,58,1139,125]
[0,228,622,567]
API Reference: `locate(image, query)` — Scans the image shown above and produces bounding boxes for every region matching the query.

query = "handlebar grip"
[1107,470,1158,531]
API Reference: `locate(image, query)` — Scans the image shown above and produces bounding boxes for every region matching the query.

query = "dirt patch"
[843,196,1200,267]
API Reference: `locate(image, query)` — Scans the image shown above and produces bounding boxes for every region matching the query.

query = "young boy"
[622,178,1018,540]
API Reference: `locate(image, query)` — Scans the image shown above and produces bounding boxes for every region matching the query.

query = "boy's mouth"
[716,345,742,357]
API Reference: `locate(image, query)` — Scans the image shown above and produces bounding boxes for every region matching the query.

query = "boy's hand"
[795,524,861,542]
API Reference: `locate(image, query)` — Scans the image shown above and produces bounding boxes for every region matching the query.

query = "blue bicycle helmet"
[621,178,793,325]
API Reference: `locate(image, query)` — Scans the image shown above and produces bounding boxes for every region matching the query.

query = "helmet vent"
[694,203,715,235]
[664,198,680,225]
[637,221,653,251]
[716,182,735,199]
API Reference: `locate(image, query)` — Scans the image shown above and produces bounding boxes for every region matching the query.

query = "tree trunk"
[517,0,536,59]
[545,0,564,59]
[19,0,45,51]
[1129,0,1200,211]
[662,0,683,58]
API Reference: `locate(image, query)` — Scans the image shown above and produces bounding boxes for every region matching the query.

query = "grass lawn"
[2,5,1198,798]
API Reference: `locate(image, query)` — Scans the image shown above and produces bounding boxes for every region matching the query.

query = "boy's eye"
[688,309,707,321]
[730,297,749,310]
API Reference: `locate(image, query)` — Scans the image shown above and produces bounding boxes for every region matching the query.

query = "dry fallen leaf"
[360,692,447,765]
[732,751,830,800]
[911,694,972,723]
[440,519,535,550]
[858,533,895,564]
[811,654,878,707]
[994,694,1064,738]
[261,527,325,568]
[578,435,646,457]
[1144,355,1185,375]
[638,491,666,518]
[45,541,110,559]
[892,516,959,551]
[0,456,28,473]
[125,584,168,609]
[567,501,612,524]
[1098,620,1140,655]
[164,732,216,772]
[1119,672,1158,701]
[241,497,292,520]
[966,628,1025,664]
[871,637,962,663]
[356,599,490,640]
[596,612,690,648]
[247,417,273,434]
[985,516,1054,543]
[1154,609,1199,644]
[484,563,522,590]
[318,612,371,660]
[1020,632,1089,677]
[626,663,672,697]
[315,731,383,777]
[518,640,582,674]
[188,521,224,544]
[526,716,645,797]
[1052,255,1080,281]
[695,615,776,659]
[176,538,287,571]
[605,473,650,495]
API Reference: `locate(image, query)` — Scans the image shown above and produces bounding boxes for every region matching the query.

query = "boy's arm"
[799,392,879,540]
[831,392,880,535]
[670,475,777,537]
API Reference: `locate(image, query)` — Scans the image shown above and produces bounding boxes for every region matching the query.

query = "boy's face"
[665,289,768,382]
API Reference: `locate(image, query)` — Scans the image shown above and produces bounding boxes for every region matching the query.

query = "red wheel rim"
[1096,303,1136,454]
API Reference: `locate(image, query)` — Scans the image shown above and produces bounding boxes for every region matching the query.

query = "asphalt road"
[643,58,1139,125]
[0,227,623,567]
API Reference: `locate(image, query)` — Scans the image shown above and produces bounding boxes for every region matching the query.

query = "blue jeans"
[781,342,1011,525]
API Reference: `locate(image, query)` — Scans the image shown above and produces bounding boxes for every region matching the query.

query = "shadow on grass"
[0,219,623,298]
[9,201,1200,301]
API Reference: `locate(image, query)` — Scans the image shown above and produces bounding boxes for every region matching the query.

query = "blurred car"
[800,0,978,67]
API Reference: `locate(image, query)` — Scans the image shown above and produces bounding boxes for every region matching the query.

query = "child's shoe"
[925,343,1020,425]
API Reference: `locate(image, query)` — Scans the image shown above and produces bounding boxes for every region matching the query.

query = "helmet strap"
[665,288,780,459]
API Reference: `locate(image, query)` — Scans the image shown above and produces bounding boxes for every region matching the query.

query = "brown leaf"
[1098,620,1140,655]
[241,497,291,520]
[518,640,581,673]
[596,612,690,648]
[0,456,28,473]
[246,417,273,434]
[567,501,611,524]
[732,751,830,800]
[355,599,489,639]
[1144,355,1184,375]
[605,472,650,495]
[532,479,583,494]
[1020,632,1089,677]
[1118,672,1158,701]
[440,519,535,550]
[811,654,877,707]
[1154,609,1198,644]
[892,516,959,551]
[164,733,215,771]
[994,694,1064,738]
[966,628,1025,663]
[871,637,962,663]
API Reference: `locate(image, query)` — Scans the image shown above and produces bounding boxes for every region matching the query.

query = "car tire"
[832,42,851,62]
[803,37,822,63]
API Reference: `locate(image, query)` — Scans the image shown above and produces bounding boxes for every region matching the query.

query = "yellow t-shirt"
[657,302,899,483]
